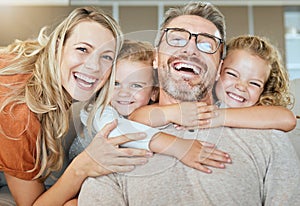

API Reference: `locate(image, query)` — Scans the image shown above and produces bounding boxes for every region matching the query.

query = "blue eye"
[102,55,113,61]
[131,83,143,89]
[76,47,87,53]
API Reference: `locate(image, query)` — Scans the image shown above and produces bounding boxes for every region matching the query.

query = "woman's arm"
[129,102,216,128]
[5,174,45,206]
[32,153,88,206]
[33,121,151,206]
[212,106,297,132]
[63,198,78,206]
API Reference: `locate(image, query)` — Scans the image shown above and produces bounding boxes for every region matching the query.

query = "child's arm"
[99,107,231,173]
[130,103,296,132]
[103,118,231,173]
[149,132,231,173]
[209,106,297,132]
[128,103,167,127]
[129,102,216,128]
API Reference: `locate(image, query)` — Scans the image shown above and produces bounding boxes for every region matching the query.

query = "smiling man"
[154,16,224,103]
[78,2,300,205]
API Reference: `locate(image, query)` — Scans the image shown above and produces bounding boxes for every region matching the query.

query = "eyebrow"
[74,42,93,48]
[75,42,115,53]
[251,79,265,84]
[223,67,236,72]
[130,81,148,85]
[102,50,115,53]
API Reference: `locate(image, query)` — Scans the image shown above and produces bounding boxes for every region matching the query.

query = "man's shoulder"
[220,127,290,147]
[221,127,295,156]
[163,124,288,138]
[221,127,286,138]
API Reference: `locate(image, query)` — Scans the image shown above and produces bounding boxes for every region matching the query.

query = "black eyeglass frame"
[157,27,225,58]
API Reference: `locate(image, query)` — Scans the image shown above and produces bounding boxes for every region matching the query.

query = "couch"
[288,78,300,158]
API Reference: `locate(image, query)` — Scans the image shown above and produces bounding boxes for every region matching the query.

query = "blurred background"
[0,0,300,80]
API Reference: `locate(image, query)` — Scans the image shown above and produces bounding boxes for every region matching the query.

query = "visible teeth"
[118,101,132,105]
[228,92,244,102]
[174,63,200,75]
[74,73,96,84]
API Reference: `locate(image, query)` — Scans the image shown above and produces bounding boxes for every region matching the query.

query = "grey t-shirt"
[78,126,300,206]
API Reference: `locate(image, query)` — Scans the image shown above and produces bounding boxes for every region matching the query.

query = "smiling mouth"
[74,72,97,88]
[117,101,134,105]
[173,62,201,75]
[227,92,245,103]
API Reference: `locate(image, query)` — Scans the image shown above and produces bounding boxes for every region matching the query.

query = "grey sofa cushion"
[0,186,15,206]
[288,79,300,159]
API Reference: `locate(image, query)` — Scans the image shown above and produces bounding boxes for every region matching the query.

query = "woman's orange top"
[0,54,40,180]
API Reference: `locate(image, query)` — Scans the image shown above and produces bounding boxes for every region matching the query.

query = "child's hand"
[171,138,231,173]
[198,108,226,129]
[166,102,218,128]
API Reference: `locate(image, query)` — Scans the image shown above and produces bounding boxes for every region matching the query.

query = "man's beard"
[159,67,212,102]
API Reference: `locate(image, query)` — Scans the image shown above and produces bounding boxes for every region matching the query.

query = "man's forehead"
[166,15,221,38]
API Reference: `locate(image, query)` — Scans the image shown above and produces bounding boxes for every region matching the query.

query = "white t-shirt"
[69,105,160,159]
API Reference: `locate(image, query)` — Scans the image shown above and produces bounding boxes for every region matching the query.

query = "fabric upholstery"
[288,78,300,158]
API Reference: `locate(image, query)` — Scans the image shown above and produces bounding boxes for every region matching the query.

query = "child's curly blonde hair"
[226,35,293,108]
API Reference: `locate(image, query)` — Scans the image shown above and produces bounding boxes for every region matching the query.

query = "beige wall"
[119,6,158,43]
[0,6,75,46]
[0,6,112,46]
[219,6,249,39]
[220,5,285,59]
[253,6,285,55]
[0,5,285,57]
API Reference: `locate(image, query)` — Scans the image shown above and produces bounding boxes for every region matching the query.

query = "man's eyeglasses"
[160,28,224,55]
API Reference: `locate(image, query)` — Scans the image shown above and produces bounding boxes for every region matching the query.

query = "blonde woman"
[0,7,149,206]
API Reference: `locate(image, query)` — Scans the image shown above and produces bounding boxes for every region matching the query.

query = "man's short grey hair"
[155,1,226,47]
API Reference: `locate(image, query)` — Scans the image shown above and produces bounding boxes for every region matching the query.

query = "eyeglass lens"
[166,29,220,54]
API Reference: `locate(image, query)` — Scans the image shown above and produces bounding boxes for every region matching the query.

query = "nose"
[117,87,131,97]
[181,36,198,56]
[84,52,99,71]
[235,80,247,92]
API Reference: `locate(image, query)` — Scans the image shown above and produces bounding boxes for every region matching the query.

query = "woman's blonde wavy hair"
[0,7,123,180]
[226,35,293,108]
